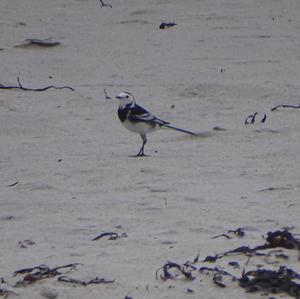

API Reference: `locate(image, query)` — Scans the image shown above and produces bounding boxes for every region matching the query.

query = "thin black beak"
[115,96,122,100]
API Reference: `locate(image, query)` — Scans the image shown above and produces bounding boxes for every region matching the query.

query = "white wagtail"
[115,92,198,156]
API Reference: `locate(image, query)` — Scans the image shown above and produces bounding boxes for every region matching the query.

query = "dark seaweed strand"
[99,0,112,7]
[271,104,300,111]
[0,77,74,91]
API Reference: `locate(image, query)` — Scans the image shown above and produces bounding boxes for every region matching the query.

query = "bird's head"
[115,92,135,107]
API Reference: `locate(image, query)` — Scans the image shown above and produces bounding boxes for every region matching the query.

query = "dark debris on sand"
[156,229,300,298]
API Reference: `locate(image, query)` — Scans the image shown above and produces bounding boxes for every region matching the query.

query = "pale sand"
[1,0,300,298]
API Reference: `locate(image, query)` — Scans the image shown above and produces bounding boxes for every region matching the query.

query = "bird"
[115,92,198,156]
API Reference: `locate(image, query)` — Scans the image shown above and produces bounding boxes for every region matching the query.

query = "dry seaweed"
[13,263,80,286]
[159,22,177,29]
[17,239,35,248]
[99,0,112,7]
[2,263,114,295]
[92,232,127,241]
[202,254,223,263]
[7,182,18,187]
[201,230,299,265]
[239,266,300,297]
[58,276,114,286]
[218,230,300,259]
[265,230,300,250]
[245,112,266,125]
[246,103,300,124]
[0,77,74,91]
[155,262,196,280]
[213,274,227,288]
[271,104,300,111]
[156,229,300,298]
[191,252,200,264]
[212,227,245,239]
[228,261,240,269]
[199,266,237,279]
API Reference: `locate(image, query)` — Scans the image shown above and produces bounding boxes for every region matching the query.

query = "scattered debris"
[0,216,15,221]
[239,266,300,297]
[92,231,127,241]
[245,112,267,124]
[211,229,300,259]
[213,126,227,131]
[156,229,300,298]
[246,102,300,124]
[7,181,18,187]
[13,263,80,286]
[14,38,60,48]
[202,254,222,263]
[0,263,114,297]
[155,262,196,280]
[18,240,35,248]
[191,252,200,264]
[104,88,111,99]
[261,113,267,123]
[228,261,240,269]
[99,0,112,8]
[212,227,245,239]
[159,22,177,29]
[0,77,74,91]
[213,273,227,288]
[199,266,237,281]
[58,276,114,286]
[271,104,300,111]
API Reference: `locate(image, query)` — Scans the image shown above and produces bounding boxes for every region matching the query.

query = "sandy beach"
[1,0,300,298]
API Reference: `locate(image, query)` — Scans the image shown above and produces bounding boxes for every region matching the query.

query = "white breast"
[122,119,158,135]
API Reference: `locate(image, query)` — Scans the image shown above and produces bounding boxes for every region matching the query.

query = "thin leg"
[131,134,149,157]
[140,134,147,156]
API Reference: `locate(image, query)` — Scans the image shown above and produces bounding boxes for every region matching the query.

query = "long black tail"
[162,123,199,136]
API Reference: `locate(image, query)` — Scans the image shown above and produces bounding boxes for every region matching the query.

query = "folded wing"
[129,104,169,125]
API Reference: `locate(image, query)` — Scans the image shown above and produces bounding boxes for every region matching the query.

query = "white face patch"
[116,92,135,107]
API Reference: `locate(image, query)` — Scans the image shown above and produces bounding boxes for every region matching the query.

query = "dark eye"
[126,95,129,98]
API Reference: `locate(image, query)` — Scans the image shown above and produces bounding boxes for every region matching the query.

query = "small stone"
[40,287,59,299]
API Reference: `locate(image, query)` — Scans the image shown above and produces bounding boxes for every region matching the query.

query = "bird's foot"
[129,151,149,157]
